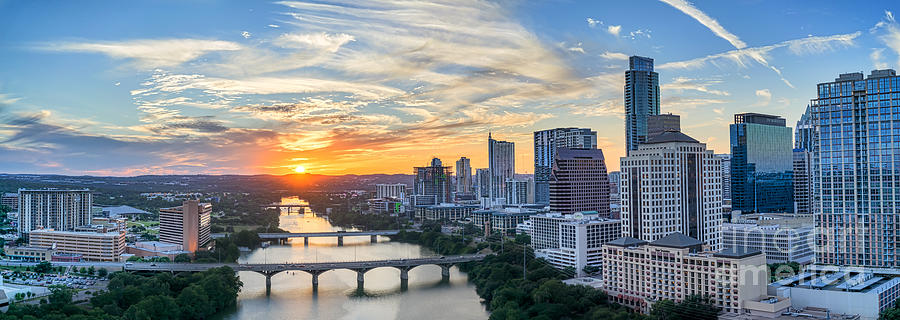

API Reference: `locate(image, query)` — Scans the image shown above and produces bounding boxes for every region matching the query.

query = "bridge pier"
[400,268,409,281]
[370,235,377,243]
[337,236,344,246]
[440,265,450,280]
[304,237,309,246]
[355,269,369,288]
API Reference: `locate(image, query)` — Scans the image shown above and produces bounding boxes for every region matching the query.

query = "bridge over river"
[124,254,486,295]
[257,230,401,245]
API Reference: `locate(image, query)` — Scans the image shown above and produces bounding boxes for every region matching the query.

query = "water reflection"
[220,196,488,320]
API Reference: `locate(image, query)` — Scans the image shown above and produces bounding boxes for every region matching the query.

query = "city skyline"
[1,1,899,176]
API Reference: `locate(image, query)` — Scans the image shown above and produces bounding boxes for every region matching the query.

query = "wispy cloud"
[658,32,859,73]
[662,77,730,96]
[755,88,772,106]
[659,0,746,49]
[873,11,900,68]
[38,39,242,69]
[586,18,601,28]
[273,32,355,52]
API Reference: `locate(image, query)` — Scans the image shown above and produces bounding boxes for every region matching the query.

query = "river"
[221,197,489,320]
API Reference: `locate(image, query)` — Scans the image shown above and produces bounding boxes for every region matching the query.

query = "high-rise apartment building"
[620,130,723,249]
[505,178,534,205]
[488,133,515,200]
[549,148,610,215]
[794,106,815,215]
[716,154,732,200]
[533,128,598,204]
[811,69,900,267]
[17,189,92,237]
[375,183,406,199]
[159,200,211,252]
[625,56,660,153]
[608,171,621,218]
[730,113,794,213]
[455,157,472,194]
[1,193,18,211]
[413,158,452,203]
[474,168,490,198]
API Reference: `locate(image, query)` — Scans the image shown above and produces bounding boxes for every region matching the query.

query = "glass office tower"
[624,56,660,154]
[812,69,900,267]
[533,128,597,204]
[730,113,794,213]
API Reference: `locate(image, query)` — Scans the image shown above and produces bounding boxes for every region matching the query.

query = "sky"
[0,0,898,176]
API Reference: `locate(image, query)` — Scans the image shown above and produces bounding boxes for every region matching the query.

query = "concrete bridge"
[261,203,310,214]
[124,254,485,295]
[258,230,401,246]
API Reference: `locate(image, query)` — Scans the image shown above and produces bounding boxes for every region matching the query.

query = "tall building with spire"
[488,133,515,201]
[624,56,660,153]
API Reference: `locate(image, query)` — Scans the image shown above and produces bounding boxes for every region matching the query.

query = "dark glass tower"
[730,113,794,213]
[533,128,597,204]
[625,56,660,153]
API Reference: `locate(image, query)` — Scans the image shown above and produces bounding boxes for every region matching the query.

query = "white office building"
[722,223,814,264]
[505,178,534,205]
[535,216,621,276]
[620,131,723,250]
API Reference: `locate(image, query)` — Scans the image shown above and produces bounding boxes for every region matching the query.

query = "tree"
[97,268,109,278]
[48,285,74,307]
[127,255,143,262]
[650,295,719,320]
[174,254,192,263]
[881,299,900,320]
[79,267,87,274]
[582,265,600,275]
[87,266,96,275]
[34,261,53,274]
[123,295,179,320]
[177,286,213,319]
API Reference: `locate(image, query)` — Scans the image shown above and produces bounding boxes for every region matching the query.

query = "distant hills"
[0,173,415,193]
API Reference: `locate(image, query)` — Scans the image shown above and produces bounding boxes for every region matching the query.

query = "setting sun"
[294,165,306,173]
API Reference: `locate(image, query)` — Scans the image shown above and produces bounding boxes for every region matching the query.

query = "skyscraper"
[455,157,472,194]
[533,128,598,204]
[17,188,92,237]
[505,178,534,205]
[647,113,680,138]
[413,158,453,203]
[549,148,611,216]
[159,200,211,252]
[793,106,814,215]
[812,69,900,267]
[715,154,732,200]
[620,130,723,249]
[625,56,660,153]
[474,168,490,198]
[488,133,515,201]
[730,113,794,213]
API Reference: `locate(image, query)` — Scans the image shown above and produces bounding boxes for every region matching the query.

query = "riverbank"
[390,230,644,320]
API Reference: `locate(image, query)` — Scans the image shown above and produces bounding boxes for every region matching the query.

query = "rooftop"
[606,236,648,247]
[645,130,698,144]
[649,232,704,249]
[714,246,763,259]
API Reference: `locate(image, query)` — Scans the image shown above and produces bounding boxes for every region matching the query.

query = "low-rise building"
[29,229,126,262]
[768,265,900,320]
[4,245,56,262]
[414,203,479,221]
[127,241,191,260]
[602,233,768,314]
[722,223,814,264]
[367,197,404,215]
[472,209,536,235]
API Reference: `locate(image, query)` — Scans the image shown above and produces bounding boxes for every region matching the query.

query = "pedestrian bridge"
[124,254,485,295]
[258,230,401,246]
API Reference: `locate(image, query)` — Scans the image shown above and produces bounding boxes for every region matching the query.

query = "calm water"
[221,197,489,320]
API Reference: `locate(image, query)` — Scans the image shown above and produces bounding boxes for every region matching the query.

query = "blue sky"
[0,0,897,175]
